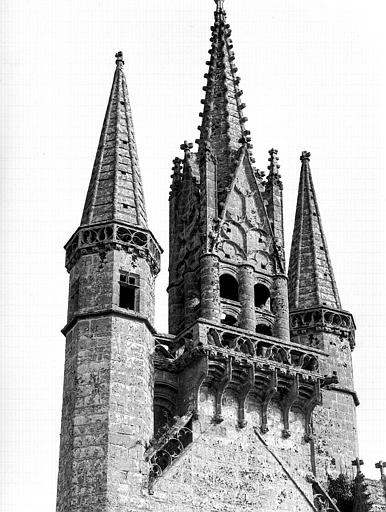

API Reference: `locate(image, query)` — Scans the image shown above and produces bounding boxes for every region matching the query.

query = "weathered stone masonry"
[57,2,364,511]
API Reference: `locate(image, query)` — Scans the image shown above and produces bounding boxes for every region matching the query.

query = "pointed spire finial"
[115,51,124,66]
[215,0,225,11]
[268,148,279,167]
[300,150,311,162]
[180,140,194,159]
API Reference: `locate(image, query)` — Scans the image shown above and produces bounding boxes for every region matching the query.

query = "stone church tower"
[57,2,359,511]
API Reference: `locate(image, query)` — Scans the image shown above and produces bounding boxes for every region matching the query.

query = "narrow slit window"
[70,278,80,312]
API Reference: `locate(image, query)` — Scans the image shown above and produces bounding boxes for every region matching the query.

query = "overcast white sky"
[1,0,385,510]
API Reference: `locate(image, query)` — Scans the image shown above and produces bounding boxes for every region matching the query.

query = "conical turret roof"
[81,52,148,228]
[288,152,341,310]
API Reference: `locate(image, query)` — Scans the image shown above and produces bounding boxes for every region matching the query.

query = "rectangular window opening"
[119,272,139,311]
[119,284,136,309]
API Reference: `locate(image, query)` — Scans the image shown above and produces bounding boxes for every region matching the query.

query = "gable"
[214,150,275,272]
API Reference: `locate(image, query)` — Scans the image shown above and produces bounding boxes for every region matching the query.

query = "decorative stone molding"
[204,323,319,371]
[145,410,194,492]
[290,307,356,349]
[307,475,341,512]
[65,221,162,274]
[154,320,333,439]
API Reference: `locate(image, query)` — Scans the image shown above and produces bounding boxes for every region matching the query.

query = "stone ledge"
[62,306,157,336]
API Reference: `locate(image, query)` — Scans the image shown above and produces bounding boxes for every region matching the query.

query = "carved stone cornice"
[155,319,326,374]
[62,306,158,336]
[64,221,162,274]
[290,306,356,349]
[153,319,336,438]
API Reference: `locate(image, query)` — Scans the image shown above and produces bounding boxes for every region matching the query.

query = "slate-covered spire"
[81,52,148,227]
[288,151,341,310]
[197,0,253,206]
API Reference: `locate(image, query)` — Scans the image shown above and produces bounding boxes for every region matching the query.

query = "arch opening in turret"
[220,273,239,302]
[221,313,238,326]
[119,272,139,310]
[255,323,272,336]
[154,382,177,437]
[254,283,270,309]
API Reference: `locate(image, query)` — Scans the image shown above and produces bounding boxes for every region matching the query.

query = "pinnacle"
[266,148,282,187]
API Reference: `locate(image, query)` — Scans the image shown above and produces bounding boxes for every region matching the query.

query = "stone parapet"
[290,306,356,349]
[154,319,335,441]
[64,221,162,274]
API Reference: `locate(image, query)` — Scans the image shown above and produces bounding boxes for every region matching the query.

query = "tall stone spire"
[81,51,148,227]
[288,151,341,310]
[197,0,253,209]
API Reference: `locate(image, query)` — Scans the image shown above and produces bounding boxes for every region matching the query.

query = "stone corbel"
[213,358,232,423]
[237,364,255,428]
[281,374,299,438]
[261,369,278,434]
[304,380,322,442]
[192,357,209,419]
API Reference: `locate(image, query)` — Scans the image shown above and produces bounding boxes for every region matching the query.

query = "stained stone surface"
[57,3,362,512]
[366,479,386,511]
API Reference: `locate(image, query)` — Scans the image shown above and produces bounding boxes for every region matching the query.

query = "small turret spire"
[180,140,194,160]
[288,151,341,310]
[81,52,148,228]
[266,148,282,188]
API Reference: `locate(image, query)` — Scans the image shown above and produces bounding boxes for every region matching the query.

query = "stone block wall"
[367,479,386,511]
[58,247,156,512]
[312,389,358,481]
[146,386,316,512]
[57,315,154,512]
[67,247,155,325]
[291,328,358,482]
